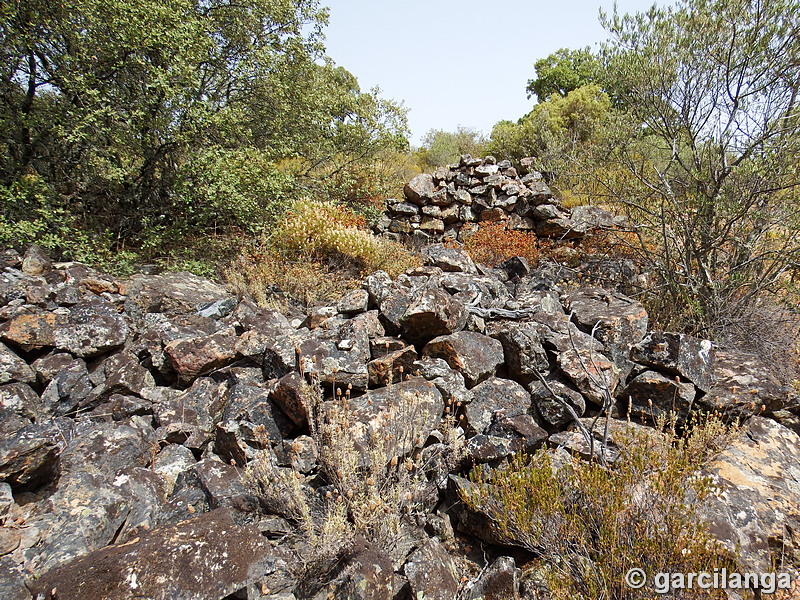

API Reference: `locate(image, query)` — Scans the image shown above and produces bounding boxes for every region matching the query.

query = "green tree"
[488,84,613,184]
[526,47,600,102]
[0,0,408,253]
[414,126,487,168]
[598,0,800,334]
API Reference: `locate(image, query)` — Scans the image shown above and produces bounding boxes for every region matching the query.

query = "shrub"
[459,414,740,599]
[463,221,540,266]
[244,374,450,590]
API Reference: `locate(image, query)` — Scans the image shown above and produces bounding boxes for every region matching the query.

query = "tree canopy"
[0,0,408,257]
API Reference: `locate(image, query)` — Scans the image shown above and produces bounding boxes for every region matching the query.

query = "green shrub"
[459,415,739,599]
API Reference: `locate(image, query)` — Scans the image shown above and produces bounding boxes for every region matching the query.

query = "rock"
[29,508,271,600]
[165,331,237,385]
[699,417,800,572]
[423,331,504,388]
[698,349,790,418]
[557,348,619,406]
[85,350,155,403]
[40,358,93,416]
[404,538,459,600]
[350,377,444,459]
[0,342,34,385]
[465,434,524,463]
[399,289,467,344]
[52,298,130,357]
[0,419,68,491]
[313,539,394,600]
[464,556,520,600]
[369,337,407,359]
[337,289,369,315]
[0,382,44,422]
[403,173,435,204]
[466,377,532,435]
[363,271,393,309]
[421,243,478,274]
[621,370,696,424]
[153,444,196,494]
[269,372,311,428]
[367,346,418,387]
[566,286,648,376]
[0,311,65,352]
[529,377,586,427]
[535,217,584,239]
[192,457,256,512]
[58,422,149,481]
[492,322,550,383]
[124,271,232,322]
[631,332,715,392]
[21,245,52,276]
[485,414,548,452]
[570,204,616,229]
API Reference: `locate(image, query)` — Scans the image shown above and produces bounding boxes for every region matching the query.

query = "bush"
[459,414,740,599]
[244,373,455,591]
[271,198,420,276]
[463,221,540,266]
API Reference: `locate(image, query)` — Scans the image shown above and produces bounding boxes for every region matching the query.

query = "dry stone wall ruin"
[380,154,621,244]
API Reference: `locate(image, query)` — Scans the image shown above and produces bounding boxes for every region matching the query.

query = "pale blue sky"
[321,0,660,145]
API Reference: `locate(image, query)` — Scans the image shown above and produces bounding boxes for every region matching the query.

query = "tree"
[598,0,800,334]
[415,126,487,168]
[488,84,613,186]
[526,47,600,102]
[0,0,408,251]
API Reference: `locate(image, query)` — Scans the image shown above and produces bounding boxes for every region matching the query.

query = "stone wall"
[380,154,620,243]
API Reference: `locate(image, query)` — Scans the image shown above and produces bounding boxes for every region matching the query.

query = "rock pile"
[0,244,797,599]
[380,155,620,243]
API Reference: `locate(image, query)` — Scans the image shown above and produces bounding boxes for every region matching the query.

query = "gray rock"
[466,377,532,435]
[124,271,232,322]
[403,173,436,204]
[491,322,550,383]
[0,342,34,385]
[311,540,394,600]
[399,289,467,344]
[367,346,418,387]
[631,332,715,392]
[153,443,197,494]
[40,358,93,416]
[29,508,271,600]
[621,370,696,424]
[423,331,504,388]
[337,289,370,315]
[0,419,69,491]
[21,245,52,276]
[557,348,619,406]
[164,331,237,385]
[421,243,478,274]
[529,377,586,427]
[698,348,790,418]
[404,537,459,600]
[699,417,800,572]
[566,286,648,377]
[464,556,520,600]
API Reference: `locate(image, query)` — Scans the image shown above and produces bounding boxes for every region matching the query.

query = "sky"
[321,0,660,146]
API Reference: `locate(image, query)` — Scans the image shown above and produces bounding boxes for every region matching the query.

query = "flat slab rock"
[29,508,271,600]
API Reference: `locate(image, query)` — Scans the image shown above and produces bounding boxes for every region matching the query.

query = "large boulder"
[28,508,271,600]
[123,272,232,322]
[621,370,696,424]
[699,417,800,572]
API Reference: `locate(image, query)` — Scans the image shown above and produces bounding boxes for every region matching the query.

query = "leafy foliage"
[526,47,601,102]
[0,0,408,258]
[414,126,487,169]
[596,0,800,335]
